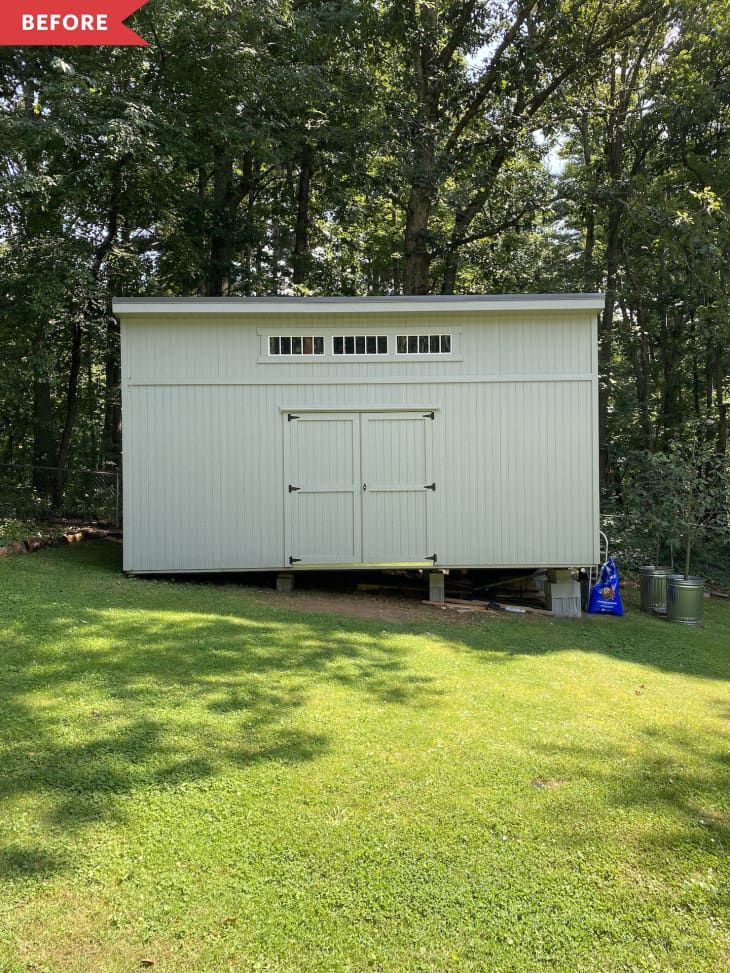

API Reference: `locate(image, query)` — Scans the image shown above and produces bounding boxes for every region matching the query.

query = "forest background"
[1,0,728,573]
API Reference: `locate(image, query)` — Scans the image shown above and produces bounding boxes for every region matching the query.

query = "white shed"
[114,294,603,577]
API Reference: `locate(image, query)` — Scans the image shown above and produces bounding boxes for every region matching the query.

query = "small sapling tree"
[624,450,680,566]
[665,435,729,580]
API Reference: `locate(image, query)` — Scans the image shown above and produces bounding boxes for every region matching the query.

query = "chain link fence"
[0,463,121,525]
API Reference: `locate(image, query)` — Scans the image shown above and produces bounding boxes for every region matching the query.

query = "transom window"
[269,336,324,356]
[396,334,452,354]
[333,335,388,355]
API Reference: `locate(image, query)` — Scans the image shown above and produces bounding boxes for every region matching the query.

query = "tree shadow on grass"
[0,844,68,881]
[1,542,728,887]
[19,539,730,683]
[446,608,730,682]
[0,546,442,855]
[150,558,730,685]
[526,719,730,870]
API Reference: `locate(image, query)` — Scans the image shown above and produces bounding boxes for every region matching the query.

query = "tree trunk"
[241,162,259,296]
[208,146,236,296]
[620,298,652,450]
[196,168,209,294]
[292,143,313,286]
[439,146,513,295]
[53,319,82,508]
[403,184,432,294]
[32,375,54,495]
[103,312,121,465]
[599,201,620,486]
[579,112,597,289]
[656,310,684,442]
[55,163,123,506]
[207,148,252,296]
[637,309,653,450]
[715,348,727,456]
[441,249,458,295]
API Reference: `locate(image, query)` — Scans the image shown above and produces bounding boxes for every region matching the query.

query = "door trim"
[280,404,440,414]
[284,407,439,567]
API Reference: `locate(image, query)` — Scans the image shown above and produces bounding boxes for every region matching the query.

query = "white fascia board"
[112,295,605,316]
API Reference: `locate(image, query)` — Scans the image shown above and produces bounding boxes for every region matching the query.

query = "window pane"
[366,335,376,354]
[292,336,302,355]
[377,335,388,354]
[441,334,451,353]
[408,336,418,353]
[269,336,280,355]
[429,335,439,353]
[333,336,343,355]
[314,336,324,355]
[419,335,429,353]
[281,336,291,355]
[356,335,365,354]
[397,335,407,354]
[345,335,355,354]
[303,336,313,355]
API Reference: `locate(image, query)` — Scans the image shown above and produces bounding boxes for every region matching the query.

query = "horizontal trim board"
[255,327,465,336]
[256,355,465,365]
[127,561,593,574]
[279,405,439,414]
[127,373,594,387]
[114,293,605,315]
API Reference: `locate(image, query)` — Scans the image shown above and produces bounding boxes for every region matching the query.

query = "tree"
[666,433,729,579]
[0,0,728,537]
[375,0,664,294]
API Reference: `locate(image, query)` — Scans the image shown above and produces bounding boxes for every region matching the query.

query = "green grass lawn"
[0,543,728,973]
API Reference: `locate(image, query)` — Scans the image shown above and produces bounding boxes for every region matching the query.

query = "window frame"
[395,333,453,356]
[257,328,462,363]
[332,334,389,357]
[267,335,326,357]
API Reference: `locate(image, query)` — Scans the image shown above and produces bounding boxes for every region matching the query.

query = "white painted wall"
[118,303,600,572]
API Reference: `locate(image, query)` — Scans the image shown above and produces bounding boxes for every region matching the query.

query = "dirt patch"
[253,586,479,625]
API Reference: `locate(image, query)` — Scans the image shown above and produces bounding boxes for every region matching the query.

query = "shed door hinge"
[425,553,438,563]
[422,411,435,420]
[288,484,301,492]
[287,413,300,421]
[289,556,302,564]
[424,482,436,491]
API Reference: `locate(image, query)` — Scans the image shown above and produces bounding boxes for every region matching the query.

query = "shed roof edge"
[113,293,604,316]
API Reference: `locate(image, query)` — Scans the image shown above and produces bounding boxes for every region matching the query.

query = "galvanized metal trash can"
[667,575,705,627]
[639,565,672,614]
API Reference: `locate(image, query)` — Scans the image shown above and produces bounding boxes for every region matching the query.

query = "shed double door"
[285,411,435,565]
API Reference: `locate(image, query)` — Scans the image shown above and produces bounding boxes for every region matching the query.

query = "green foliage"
[622,449,682,564]
[0,518,66,544]
[0,0,727,556]
[622,435,730,576]
[664,433,730,578]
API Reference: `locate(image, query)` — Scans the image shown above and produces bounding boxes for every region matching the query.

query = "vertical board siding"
[125,312,593,382]
[122,310,599,571]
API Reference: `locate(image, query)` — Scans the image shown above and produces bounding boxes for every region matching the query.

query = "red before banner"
[1,0,148,45]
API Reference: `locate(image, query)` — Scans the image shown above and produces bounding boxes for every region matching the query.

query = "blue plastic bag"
[587,558,624,616]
